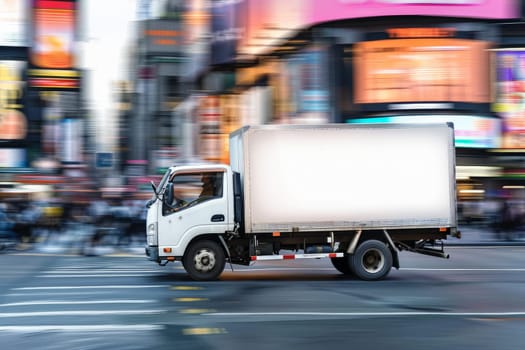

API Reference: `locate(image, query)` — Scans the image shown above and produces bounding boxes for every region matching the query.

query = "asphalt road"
[0,247,524,350]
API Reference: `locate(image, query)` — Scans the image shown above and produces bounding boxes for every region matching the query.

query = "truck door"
[157,169,229,250]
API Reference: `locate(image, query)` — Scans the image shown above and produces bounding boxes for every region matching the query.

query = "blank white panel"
[239,124,454,230]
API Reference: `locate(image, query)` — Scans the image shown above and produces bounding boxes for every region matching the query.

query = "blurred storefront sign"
[492,49,525,148]
[0,0,28,47]
[142,19,181,55]
[347,114,502,149]
[353,36,492,110]
[32,0,76,69]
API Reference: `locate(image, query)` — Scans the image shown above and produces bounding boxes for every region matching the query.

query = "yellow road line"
[171,286,204,291]
[179,308,215,314]
[182,327,226,335]
[174,297,208,302]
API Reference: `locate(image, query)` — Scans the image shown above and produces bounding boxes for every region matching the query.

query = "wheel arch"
[185,234,226,256]
[349,230,399,269]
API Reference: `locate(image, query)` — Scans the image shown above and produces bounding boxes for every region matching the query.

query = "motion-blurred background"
[2,0,525,251]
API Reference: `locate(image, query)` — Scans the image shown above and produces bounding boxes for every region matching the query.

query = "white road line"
[12,285,169,290]
[6,292,114,297]
[227,267,525,272]
[230,268,336,272]
[205,311,525,317]
[401,268,525,272]
[0,300,155,307]
[0,325,164,333]
[39,274,162,278]
[45,270,161,273]
[0,310,166,317]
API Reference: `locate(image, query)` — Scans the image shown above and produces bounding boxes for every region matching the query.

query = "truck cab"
[145,164,235,271]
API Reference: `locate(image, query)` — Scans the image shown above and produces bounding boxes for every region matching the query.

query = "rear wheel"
[349,240,392,281]
[330,256,352,275]
[183,240,225,281]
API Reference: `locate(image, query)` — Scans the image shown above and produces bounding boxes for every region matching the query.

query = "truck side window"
[162,171,224,216]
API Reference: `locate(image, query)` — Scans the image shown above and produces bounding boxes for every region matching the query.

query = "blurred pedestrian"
[0,203,16,249]
[494,199,519,240]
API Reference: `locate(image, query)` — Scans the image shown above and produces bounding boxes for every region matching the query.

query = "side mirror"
[165,183,174,204]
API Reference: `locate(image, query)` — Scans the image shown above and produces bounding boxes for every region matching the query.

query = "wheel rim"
[193,249,216,272]
[361,248,384,273]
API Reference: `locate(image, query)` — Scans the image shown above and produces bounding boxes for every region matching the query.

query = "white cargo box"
[229,123,457,233]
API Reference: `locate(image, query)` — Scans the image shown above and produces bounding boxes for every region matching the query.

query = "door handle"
[211,214,225,222]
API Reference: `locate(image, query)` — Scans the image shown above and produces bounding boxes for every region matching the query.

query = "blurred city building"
[128,0,525,225]
[4,0,525,233]
[0,0,90,203]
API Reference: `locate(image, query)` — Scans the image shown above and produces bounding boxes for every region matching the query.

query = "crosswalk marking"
[0,262,171,333]
[0,325,164,332]
[0,310,166,317]
[1,300,155,307]
[40,274,161,277]
[13,285,169,290]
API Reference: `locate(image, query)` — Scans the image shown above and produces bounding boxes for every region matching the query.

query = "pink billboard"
[310,0,520,24]
[239,0,520,56]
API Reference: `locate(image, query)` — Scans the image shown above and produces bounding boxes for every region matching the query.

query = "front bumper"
[145,245,159,262]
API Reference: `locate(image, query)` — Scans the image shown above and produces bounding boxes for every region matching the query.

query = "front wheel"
[183,240,225,281]
[349,240,392,281]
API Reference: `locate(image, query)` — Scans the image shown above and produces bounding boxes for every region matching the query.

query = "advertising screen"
[354,38,491,106]
[347,115,501,149]
[493,50,525,148]
[0,0,27,46]
[32,0,75,69]
[0,60,27,142]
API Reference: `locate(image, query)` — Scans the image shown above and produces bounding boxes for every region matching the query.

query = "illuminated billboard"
[347,115,501,149]
[493,50,525,148]
[353,36,492,108]
[239,0,519,56]
[310,0,520,23]
[32,0,75,69]
[0,60,27,142]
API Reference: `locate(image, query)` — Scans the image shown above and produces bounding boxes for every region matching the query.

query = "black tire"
[183,240,225,281]
[349,240,392,281]
[330,256,352,275]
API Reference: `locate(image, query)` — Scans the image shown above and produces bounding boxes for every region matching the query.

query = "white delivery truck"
[145,123,458,281]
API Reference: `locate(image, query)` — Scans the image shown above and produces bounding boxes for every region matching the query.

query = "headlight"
[147,223,157,245]
[147,223,157,235]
